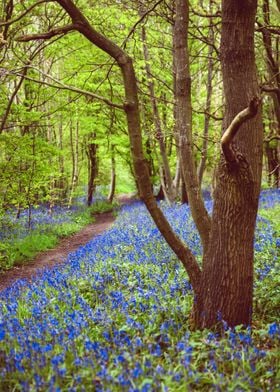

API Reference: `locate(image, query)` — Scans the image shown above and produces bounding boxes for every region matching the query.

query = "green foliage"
[254,205,280,324]
[254,266,280,324]
[89,199,119,215]
[259,205,280,235]
[0,209,93,271]
[0,233,58,270]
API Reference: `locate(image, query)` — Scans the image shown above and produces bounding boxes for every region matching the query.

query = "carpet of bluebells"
[0,189,107,242]
[0,194,108,270]
[0,190,279,391]
[0,205,83,242]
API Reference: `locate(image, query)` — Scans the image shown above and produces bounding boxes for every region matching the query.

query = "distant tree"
[258,0,280,187]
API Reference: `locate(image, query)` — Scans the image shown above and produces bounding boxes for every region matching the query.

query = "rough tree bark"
[194,0,263,328]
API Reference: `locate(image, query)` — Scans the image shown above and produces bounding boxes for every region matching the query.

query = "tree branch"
[13,67,124,110]
[0,0,54,27]
[16,24,76,42]
[221,97,260,163]
[265,135,280,142]
[122,0,164,48]
[194,109,223,121]
[256,25,280,36]
[190,7,221,18]
[261,85,280,101]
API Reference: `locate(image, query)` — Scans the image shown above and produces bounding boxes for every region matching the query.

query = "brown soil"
[0,195,137,293]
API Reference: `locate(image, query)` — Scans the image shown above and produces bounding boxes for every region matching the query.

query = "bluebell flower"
[268,322,279,337]
[141,383,152,392]
[132,362,143,378]
[0,323,5,341]
[172,372,182,382]
[51,354,64,367]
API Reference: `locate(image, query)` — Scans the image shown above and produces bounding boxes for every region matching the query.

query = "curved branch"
[16,24,76,42]
[122,0,164,48]
[0,0,54,27]
[13,68,124,110]
[265,135,280,143]
[221,97,260,163]
[261,85,280,101]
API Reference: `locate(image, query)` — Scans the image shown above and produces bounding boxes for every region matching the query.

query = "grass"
[0,199,119,272]
[0,190,279,391]
[89,199,120,216]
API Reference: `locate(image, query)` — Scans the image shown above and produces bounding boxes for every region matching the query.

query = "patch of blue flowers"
[0,205,85,242]
[0,190,279,391]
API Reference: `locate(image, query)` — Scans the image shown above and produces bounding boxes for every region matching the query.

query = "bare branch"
[122,0,164,48]
[190,7,221,18]
[0,0,54,27]
[265,135,280,142]
[194,109,223,121]
[221,97,260,163]
[13,67,124,110]
[261,85,280,101]
[188,29,220,57]
[0,66,29,134]
[256,25,280,36]
[16,24,76,42]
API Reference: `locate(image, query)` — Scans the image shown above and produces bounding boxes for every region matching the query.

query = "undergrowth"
[0,199,118,271]
[0,190,279,391]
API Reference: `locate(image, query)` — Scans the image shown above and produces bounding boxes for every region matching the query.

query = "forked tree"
[16,0,263,329]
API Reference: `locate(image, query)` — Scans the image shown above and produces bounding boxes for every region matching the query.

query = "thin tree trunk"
[265,112,279,187]
[57,116,66,200]
[87,133,98,206]
[68,118,79,208]
[107,145,116,204]
[140,18,176,204]
[197,0,215,185]
[173,159,181,196]
[0,66,28,134]
[260,0,280,187]
[173,0,211,252]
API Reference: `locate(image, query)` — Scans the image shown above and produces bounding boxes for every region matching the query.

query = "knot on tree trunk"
[221,96,261,167]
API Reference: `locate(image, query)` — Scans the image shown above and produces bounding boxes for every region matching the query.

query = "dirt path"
[0,211,116,293]
[0,195,138,293]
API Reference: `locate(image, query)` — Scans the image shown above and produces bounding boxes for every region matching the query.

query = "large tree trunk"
[194,0,263,329]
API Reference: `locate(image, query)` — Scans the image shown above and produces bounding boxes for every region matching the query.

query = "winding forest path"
[0,196,135,293]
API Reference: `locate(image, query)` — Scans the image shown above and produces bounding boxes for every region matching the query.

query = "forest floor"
[0,195,135,292]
